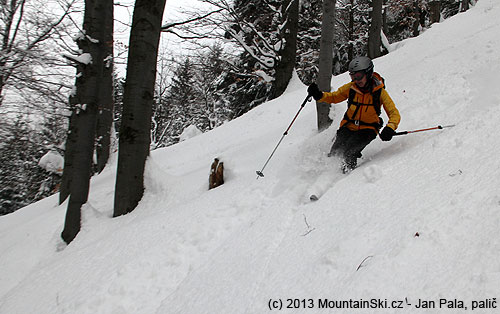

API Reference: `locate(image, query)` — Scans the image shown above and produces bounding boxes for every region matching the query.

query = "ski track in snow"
[1,1,500,313]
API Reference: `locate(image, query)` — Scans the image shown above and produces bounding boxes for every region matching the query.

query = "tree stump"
[209,158,224,190]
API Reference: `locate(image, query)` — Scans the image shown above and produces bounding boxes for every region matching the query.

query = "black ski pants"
[329,126,377,170]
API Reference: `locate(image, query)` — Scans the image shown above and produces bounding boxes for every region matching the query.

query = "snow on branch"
[63,53,92,65]
[225,28,275,69]
[39,150,64,175]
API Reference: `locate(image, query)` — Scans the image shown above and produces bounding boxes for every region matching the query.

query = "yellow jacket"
[319,73,400,132]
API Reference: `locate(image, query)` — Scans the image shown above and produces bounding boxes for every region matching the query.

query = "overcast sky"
[113,0,210,76]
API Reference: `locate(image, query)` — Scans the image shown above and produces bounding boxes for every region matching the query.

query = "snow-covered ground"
[1,1,500,313]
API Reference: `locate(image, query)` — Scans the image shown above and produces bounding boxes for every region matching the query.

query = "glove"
[379,126,395,141]
[307,83,323,101]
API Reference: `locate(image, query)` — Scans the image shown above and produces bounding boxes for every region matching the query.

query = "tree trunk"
[347,0,355,61]
[0,73,4,107]
[113,0,166,217]
[59,115,76,204]
[368,0,383,59]
[412,0,421,37]
[460,0,470,12]
[382,0,388,36]
[316,0,336,131]
[61,104,98,244]
[95,0,114,173]
[61,0,111,244]
[269,0,299,100]
[429,1,441,24]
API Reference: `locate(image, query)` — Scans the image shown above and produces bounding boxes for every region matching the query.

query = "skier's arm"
[381,89,401,130]
[318,83,351,104]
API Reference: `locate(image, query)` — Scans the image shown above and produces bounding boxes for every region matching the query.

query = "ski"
[305,168,343,202]
[306,161,360,202]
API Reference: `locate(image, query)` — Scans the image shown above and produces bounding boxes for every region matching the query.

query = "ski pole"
[394,124,455,136]
[256,95,312,178]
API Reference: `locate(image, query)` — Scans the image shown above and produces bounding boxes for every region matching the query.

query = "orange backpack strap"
[343,88,383,129]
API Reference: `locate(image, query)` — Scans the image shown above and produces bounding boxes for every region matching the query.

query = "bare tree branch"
[161,9,222,31]
[0,0,79,109]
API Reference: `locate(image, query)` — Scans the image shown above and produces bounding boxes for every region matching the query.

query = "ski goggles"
[350,71,365,81]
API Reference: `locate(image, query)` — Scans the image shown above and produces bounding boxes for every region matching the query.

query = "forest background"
[0,0,474,215]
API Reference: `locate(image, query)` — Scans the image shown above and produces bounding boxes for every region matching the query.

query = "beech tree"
[368,0,383,58]
[61,0,114,244]
[428,0,441,24]
[113,0,167,217]
[316,0,337,131]
[460,0,471,12]
[95,11,114,173]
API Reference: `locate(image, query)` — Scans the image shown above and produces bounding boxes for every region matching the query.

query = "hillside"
[1,1,500,313]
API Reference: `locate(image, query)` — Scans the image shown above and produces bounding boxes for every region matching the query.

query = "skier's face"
[351,71,367,88]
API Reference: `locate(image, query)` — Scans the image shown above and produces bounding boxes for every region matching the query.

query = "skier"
[307,56,401,173]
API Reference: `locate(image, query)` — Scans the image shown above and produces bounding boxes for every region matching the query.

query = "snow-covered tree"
[174,0,299,100]
[164,58,198,142]
[296,0,323,84]
[0,114,65,215]
[225,0,300,100]
[193,44,233,131]
[0,117,34,215]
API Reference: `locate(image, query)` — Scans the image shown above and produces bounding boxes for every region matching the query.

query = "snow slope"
[1,1,500,313]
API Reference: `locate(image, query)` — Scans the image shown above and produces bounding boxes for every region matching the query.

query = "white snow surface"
[1,1,500,313]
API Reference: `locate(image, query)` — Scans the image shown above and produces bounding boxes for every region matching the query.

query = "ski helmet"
[348,56,374,77]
